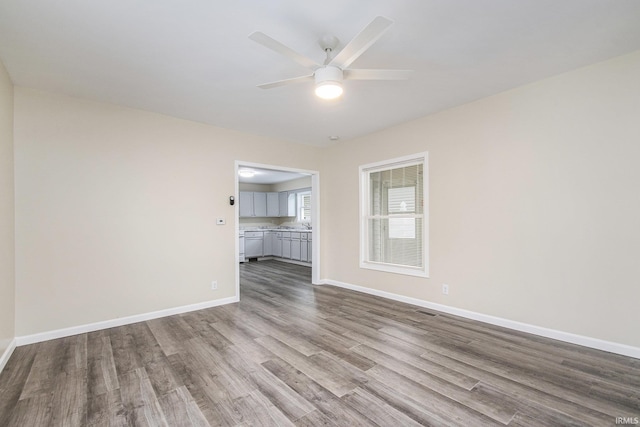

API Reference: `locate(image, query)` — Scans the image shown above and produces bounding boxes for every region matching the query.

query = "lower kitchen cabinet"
[291,240,301,260]
[240,229,311,264]
[290,232,301,260]
[301,239,308,262]
[263,231,274,256]
[281,232,291,258]
[273,232,282,257]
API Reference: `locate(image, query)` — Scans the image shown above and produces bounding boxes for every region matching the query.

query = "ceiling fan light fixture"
[314,66,344,100]
[315,81,343,99]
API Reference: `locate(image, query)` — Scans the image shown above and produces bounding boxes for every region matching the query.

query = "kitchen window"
[360,152,428,277]
[297,191,311,222]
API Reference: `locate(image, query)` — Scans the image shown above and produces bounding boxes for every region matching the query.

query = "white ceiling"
[1,1,640,147]
[238,167,308,185]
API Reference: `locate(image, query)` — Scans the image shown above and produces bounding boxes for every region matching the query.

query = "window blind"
[364,160,425,271]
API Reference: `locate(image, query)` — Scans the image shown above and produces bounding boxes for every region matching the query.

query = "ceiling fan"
[249,16,412,100]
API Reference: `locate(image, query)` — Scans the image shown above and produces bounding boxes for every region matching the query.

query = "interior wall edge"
[0,57,16,374]
[14,296,238,347]
[321,279,640,360]
[0,339,17,374]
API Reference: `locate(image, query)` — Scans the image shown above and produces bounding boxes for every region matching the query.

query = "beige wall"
[0,61,15,354]
[13,88,321,336]
[321,50,640,348]
[10,50,640,350]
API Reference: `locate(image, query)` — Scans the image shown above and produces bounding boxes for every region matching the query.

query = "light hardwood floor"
[1,260,639,426]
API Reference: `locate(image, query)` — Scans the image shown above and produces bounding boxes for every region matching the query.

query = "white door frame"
[234,161,321,299]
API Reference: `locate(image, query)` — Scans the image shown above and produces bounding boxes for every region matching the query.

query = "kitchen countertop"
[240,227,311,232]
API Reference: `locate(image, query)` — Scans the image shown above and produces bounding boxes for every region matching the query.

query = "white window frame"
[297,190,311,222]
[359,152,429,278]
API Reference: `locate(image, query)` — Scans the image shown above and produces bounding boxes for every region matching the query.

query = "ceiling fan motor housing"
[315,66,343,85]
[314,66,344,99]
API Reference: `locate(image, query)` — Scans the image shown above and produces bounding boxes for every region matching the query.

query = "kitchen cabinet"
[239,192,254,217]
[263,231,274,256]
[273,232,282,257]
[240,187,310,218]
[290,232,301,260]
[281,232,291,258]
[242,228,311,264]
[279,192,288,217]
[244,231,264,258]
[240,191,285,217]
[267,192,279,217]
[300,232,308,262]
[253,192,267,217]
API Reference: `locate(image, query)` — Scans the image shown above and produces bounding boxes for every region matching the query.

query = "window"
[297,191,311,222]
[360,152,428,277]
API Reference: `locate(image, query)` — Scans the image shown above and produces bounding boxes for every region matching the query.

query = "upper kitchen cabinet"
[266,192,280,217]
[279,192,288,217]
[239,191,254,217]
[239,191,279,217]
[253,192,267,217]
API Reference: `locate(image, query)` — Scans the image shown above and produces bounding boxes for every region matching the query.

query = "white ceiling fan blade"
[249,32,319,70]
[257,74,314,89]
[344,69,413,80]
[329,16,393,69]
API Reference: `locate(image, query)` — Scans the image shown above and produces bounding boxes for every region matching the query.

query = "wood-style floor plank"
[158,386,210,427]
[87,332,119,398]
[1,260,639,426]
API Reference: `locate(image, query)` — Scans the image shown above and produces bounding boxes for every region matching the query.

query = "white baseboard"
[0,338,17,374]
[322,279,640,360]
[251,257,312,267]
[15,296,239,347]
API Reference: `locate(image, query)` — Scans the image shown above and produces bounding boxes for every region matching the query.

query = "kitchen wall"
[272,176,311,192]
[321,50,640,348]
[0,60,15,360]
[13,88,322,337]
[238,183,274,192]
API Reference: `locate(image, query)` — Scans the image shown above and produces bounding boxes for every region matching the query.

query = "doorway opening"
[234,161,320,299]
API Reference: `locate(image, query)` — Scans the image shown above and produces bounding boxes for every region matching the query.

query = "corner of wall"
[0,339,17,373]
[0,58,16,372]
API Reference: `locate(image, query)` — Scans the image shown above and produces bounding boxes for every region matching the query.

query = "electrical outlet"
[211,281,218,290]
[442,283,449,295]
